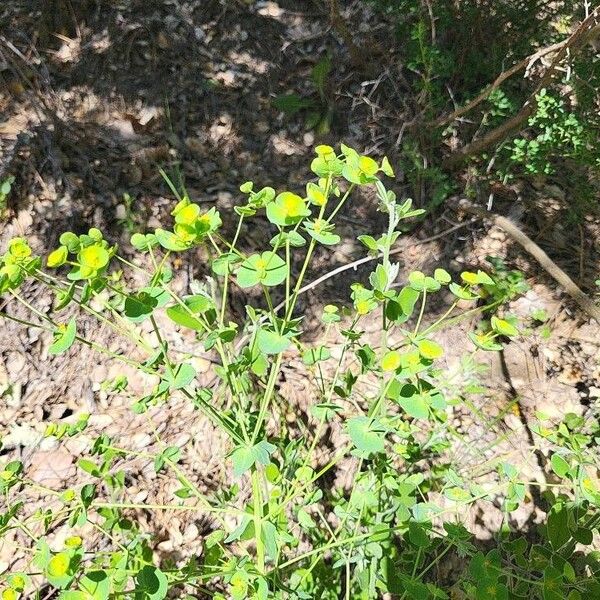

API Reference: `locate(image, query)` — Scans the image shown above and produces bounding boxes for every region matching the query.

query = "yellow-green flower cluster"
[0,238,40,293]
[47,228,115,281]
[149,199,222,252]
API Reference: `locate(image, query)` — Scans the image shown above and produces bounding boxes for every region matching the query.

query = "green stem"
[252,469,266,573]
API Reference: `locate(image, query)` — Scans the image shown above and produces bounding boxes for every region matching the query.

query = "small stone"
[183,523,199,542]
[303,132,315,146]
[115,204,127,220]
[6,352,26,381]
[131,432,152,449]
[174,433,191,447]
[29,450,75,487]
[133,489,149,503]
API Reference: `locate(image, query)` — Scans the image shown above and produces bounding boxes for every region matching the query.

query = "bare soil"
[1,0,599,576]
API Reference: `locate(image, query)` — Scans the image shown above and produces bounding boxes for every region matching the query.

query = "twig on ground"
[432,41,565,129]
[451,199,600,324]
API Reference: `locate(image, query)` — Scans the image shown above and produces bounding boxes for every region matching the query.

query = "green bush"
[1,147,599,599]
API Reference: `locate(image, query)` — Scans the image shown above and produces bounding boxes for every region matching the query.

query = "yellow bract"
[356,300,371,315]
[0,470,13,481]
[2,588,17,600]
[47,553,70,577]
[79,245,109,270]
[174,223,196,242]
[47,246,67,268]
[381,350,401,371]
[312,220,325,233]
[315,144,334,156]
[8,238,31,258]
[306,183,327,206]
[279,193,305,217]
[65,535,82,548]
[461,272,479,285]
[359,155,379,176]
[175,203,200,225]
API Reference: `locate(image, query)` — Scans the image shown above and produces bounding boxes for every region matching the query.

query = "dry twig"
[452,199,600,324]
[444,9,600,168]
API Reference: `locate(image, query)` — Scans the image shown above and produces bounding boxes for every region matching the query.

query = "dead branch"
[432,41,565,129]
[443,8,600,169]
[452,199,600,324]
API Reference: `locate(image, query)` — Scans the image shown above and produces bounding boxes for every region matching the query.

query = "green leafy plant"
[0,176,15,221]
[1,146,599,599]
[508,89,591,176]
[273,55,334,134]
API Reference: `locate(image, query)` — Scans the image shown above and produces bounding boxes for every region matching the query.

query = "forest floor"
[1,0,599,576]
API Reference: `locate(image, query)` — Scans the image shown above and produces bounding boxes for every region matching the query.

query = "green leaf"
[124,291,159,322]
[270,230,306,248]
[302,346,331,365]
[236,252,287,288]
[347,416,386,455]
[58,592,88,600]
[358,234,379,252]
[170,363,196,389]
[54,283,76,311]
[135,566,168,600]
[369,263,388,292]
[272,94,315,115]
[49,319,77,355]
[542,565,564,600]
[230,440,276,477]
[0,176,14,196]
[211,252,241,276]
[297,507,316,529]
[60,232,80,252]
[166,295,214,331]
[469,331,503,352]
[449,282,478,300]
[381,156,395,177]
[573,527,593,545]
[304,219,340,245]
[491,316,519,337]
[256,328,290,355]
[253,439,277,466]
[79,571,110,600]
[550,453,570,478]
[394,383,430,419]
[434,268,451,284]
[154,228,189,251]
[311,55,331,96]
[398,574,430,600]
[154,446,181,473]
[77,459,101,477]
[261,520,279,560]
[230,447,254,477]
[311,402,342,421]
[547,503,570,549]
[408,522,431,548]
